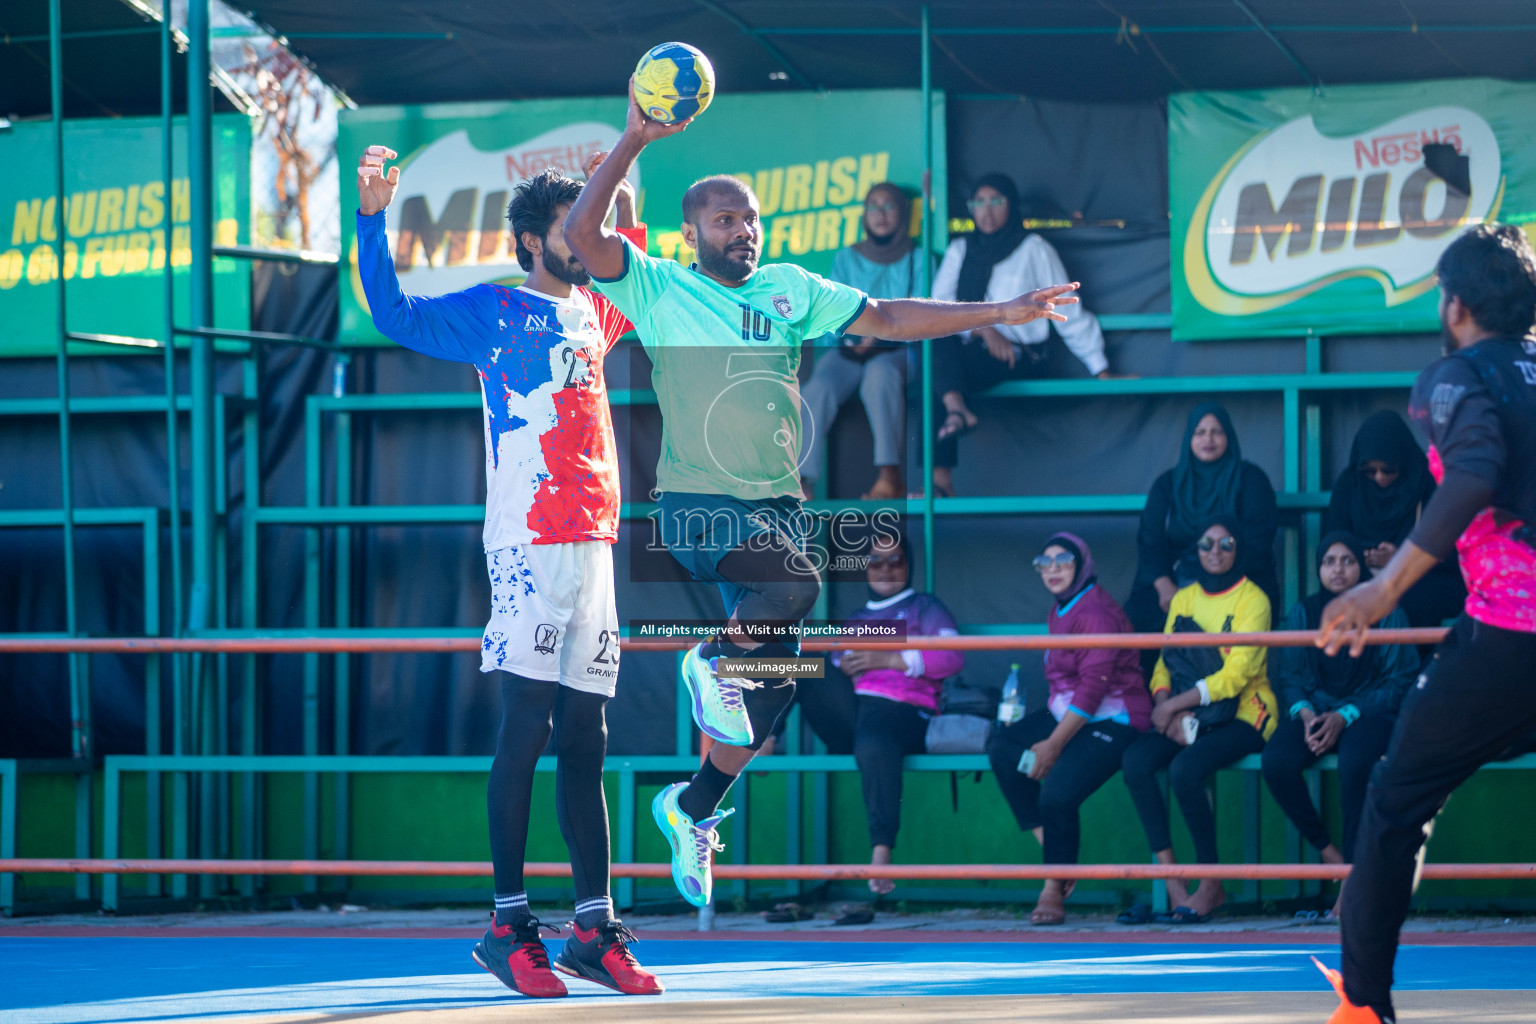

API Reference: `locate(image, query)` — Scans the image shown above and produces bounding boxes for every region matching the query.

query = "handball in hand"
[633,42,715,124]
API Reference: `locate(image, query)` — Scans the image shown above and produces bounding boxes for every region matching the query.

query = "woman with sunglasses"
[1119,517,1278,924]
[921,174,1113,497]
[1263,532,1417,918]
[799,182,934,501]
[988,532,1149,925]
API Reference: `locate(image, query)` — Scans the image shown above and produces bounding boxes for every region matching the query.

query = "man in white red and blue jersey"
[1315,224,1536,1024]
[356,146,660,999]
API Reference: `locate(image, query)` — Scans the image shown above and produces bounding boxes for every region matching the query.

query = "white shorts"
[480,541,620,697]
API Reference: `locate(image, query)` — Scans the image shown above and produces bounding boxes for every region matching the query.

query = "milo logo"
[1185,106,1502,315]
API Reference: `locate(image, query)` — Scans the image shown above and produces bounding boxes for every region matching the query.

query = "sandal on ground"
[1115,903,1156,925]
[762,902,814,923]
[1030,896,1066,926]
[1159,905,1216,925]
[833,905,875,926]
[1031,880,1077,926]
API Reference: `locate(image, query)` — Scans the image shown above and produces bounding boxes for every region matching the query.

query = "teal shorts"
[654,491,810,616]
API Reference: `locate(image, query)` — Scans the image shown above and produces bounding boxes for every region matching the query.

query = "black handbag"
[922,675,999,754]
[1161,614,1242,727]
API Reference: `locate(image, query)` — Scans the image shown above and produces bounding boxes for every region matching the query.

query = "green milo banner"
[338,90,944,342]
[0,116,251,357]
[1171,78,1536,341]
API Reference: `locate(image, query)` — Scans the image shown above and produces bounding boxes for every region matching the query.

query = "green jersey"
[592,239,868,500]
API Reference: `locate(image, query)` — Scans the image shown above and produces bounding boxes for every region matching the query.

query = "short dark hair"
[1435,223,1536,337]
[508,169,584,271]
[682,175,754,225]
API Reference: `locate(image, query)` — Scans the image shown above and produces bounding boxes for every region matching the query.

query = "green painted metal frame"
[100,752,1536,912]
[10,0,1441,915]
[0,760,15,914]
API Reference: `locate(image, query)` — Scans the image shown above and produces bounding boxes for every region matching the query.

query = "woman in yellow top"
[1118,517,1278,924]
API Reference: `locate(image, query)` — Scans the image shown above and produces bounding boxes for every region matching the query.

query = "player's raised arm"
[354,145,487,363]
[564,79,690,280]
[846,283,1081,343]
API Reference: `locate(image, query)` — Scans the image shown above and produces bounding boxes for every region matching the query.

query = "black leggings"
[853,695,930,849]
[988,711,1139,864]
[1122,719,1266,863]
[1342,617,1536,1018]
[716,536,821,749]
[775,669,928,849]
[487,673,610,901]
[1261,712,1396,861]
[718,534,820,644]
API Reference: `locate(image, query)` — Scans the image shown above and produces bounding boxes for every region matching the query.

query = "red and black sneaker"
[471,913,568,998]
[553,919,664,995]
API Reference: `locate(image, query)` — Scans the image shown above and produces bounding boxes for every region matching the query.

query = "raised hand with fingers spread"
[357,145,400,216]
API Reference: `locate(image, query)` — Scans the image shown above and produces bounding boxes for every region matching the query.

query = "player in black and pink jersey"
[1315,224,1536,1024]
[356,146,660,999]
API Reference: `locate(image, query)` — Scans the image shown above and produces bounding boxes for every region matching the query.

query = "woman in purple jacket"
[799,531,966,895]
[988,532,1151,924]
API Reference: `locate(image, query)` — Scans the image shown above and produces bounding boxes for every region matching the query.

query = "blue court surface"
[2,936,1533,1023]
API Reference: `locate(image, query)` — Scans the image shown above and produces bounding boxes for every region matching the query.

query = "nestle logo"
[505,142,604,181]
[1354,126,1462,170]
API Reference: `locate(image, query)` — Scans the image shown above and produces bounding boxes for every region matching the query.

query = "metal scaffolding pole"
[46,0,78,643]
[919,4,935,589]
[158,1,185,903]
[186,0,219,895]
[49,0,92,904]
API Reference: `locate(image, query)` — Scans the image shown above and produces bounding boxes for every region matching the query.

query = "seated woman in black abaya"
[1325,410,1465,640]
[1126,402,1279,671]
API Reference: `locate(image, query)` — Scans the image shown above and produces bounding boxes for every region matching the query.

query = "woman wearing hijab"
[1119,517,1278,924]
[1324,410,1465,635]
[799,183,933,501]
[921,174,1112,497]
[1127,403,1280,671]
[988,532,1150,925]
[1264,532,1417,913]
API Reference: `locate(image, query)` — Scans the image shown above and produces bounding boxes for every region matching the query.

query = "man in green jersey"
[564,84,1079,907]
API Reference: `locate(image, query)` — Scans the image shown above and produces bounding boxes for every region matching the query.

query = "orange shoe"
[1312,956,1384,1024]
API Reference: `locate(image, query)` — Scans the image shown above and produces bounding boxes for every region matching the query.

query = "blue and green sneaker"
[651,781,733,907]
[681,643,755,746]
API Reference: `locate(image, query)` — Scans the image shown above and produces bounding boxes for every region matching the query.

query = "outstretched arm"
[355,145,488,363]
[565,80,690,280]
[846,284,1080,342]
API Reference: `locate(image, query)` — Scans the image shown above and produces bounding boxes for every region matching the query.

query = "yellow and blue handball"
[633,41,715,124]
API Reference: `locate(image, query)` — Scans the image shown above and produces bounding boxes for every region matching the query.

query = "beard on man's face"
[541,244,591,287]
[696,233,758,282]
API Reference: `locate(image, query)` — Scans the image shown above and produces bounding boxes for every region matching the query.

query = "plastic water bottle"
[997,663,1024,724]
